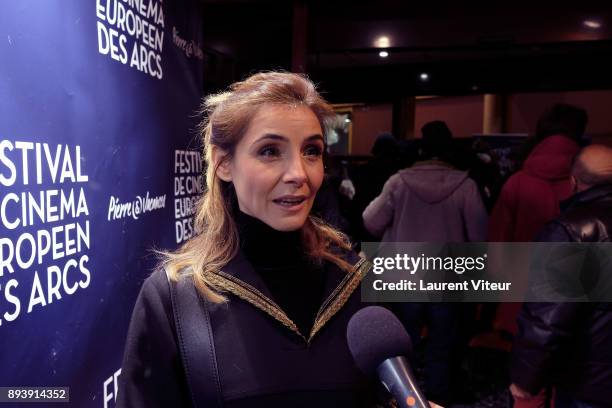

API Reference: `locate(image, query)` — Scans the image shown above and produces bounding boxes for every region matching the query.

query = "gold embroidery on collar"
[207,257,371,344]
[308,258,371,342]
[205,271,306,341]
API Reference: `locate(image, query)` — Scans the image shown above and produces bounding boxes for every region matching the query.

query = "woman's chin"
[266,214,309,232]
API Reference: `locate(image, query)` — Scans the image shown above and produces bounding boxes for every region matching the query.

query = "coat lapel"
[205,249,371,343]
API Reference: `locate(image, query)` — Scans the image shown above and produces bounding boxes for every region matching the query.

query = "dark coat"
[117,250,380,408]
[510,184,612,405]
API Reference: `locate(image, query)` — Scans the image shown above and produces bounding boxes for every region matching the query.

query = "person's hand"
[509,383,534,400]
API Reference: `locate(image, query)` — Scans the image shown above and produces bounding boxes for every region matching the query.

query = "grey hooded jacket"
[362,161,487,242]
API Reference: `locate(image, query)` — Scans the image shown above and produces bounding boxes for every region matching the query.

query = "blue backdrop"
[0,1,205,406]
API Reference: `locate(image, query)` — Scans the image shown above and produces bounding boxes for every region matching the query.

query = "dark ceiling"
[200,1,612,102]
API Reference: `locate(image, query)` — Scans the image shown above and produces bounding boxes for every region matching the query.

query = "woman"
[117,72,378,407]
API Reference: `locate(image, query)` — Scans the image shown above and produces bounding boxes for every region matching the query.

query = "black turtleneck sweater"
[235,210,328,337]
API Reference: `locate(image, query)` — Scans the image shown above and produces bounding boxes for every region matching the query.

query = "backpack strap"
[166,269,223,408]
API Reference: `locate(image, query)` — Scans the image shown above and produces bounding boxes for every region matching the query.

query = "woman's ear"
[211,146,232,182]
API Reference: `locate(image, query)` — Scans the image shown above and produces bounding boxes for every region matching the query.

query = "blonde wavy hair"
[161,72,353,302]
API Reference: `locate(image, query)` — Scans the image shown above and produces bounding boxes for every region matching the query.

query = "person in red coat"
[487,104,587,408]
[490,103,588,242]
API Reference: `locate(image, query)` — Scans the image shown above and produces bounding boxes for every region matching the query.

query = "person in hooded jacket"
[363,121,487,242]
[489,104,587,244]
[487,103,587,408]
[362,121,487,405]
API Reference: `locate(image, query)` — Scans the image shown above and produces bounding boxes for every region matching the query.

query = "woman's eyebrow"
[254,134,324,143]
[305,134,324,143]
[256,133,287,142]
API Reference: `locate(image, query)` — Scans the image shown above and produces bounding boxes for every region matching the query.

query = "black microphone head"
[346,306,412,375]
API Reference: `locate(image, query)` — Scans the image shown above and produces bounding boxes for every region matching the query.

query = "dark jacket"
[117,250,379,408]
[510,184,612,405]
[350,156,401,242]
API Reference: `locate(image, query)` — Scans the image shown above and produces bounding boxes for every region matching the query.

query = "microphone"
[346,306,429,408]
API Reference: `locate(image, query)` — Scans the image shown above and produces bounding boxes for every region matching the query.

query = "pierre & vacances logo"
[107,191,166,221]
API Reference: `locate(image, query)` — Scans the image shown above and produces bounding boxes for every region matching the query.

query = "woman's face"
[218,104,325,231]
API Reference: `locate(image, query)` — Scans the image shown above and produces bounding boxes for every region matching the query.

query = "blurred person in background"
[454,138,504,213]
[363,120,487,406]
[489,104,588,243]
[487,104,588,408]
[349,132,402,243]
[510,144,612,408]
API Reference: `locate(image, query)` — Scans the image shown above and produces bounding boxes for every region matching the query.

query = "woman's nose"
[283,155,307,185]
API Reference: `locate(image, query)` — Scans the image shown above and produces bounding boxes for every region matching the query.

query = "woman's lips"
[272,196,308,211]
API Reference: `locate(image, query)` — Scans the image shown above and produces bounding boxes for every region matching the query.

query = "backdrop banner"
[0,1,204,406]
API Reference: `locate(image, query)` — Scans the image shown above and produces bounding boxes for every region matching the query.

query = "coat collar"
[205,248,370,343]
[560,184,612,212]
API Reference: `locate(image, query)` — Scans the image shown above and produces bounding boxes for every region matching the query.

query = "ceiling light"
[379,50,389,58]
[584,20,602,29]
[374,36,391,48]
[420,73,429,81]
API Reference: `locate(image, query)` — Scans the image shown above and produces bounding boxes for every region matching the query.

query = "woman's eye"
[258,146,280,158]
[304,145,323,158]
